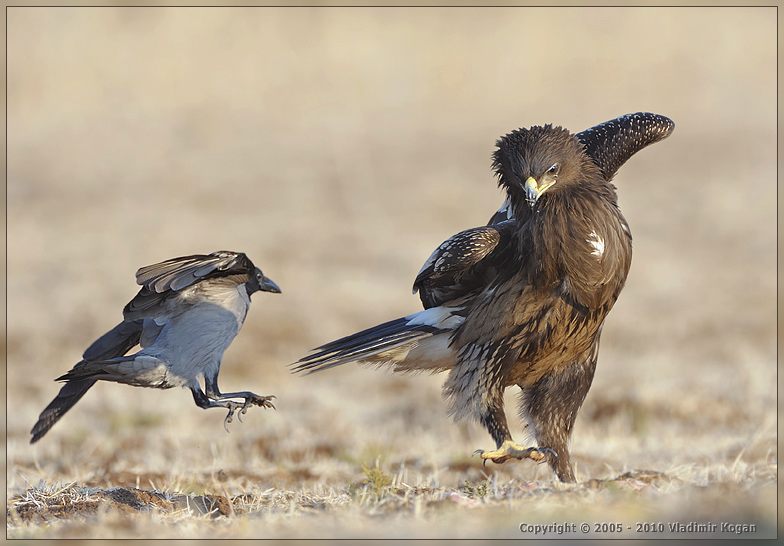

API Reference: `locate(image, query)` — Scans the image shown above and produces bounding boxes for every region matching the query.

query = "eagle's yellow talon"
[475,440,554,465]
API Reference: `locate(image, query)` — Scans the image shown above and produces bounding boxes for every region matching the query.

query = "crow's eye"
[547,163,560,177]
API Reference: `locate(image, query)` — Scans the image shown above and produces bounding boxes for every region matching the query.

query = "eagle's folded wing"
[413,221,515,309]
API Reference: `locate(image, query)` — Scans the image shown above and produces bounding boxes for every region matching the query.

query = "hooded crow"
[30,250,281,443]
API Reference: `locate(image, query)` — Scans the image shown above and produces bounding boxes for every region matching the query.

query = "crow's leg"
[191,385,272,432]
[200,376,275,429]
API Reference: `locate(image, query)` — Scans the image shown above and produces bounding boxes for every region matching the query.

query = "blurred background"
[6,4,777,536]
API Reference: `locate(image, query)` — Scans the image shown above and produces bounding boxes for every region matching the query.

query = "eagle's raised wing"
[577,112,675,182]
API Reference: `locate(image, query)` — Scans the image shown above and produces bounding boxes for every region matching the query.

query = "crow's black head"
[246,268,281,296]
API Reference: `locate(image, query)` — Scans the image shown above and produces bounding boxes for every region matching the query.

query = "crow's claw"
[223,401,243,432]
[220,395,275,432]
[223,409,234,433]
[252,395,276,410]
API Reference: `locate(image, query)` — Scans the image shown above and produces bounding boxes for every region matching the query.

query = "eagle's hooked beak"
[525,177,542,206]
[524,176,556,207]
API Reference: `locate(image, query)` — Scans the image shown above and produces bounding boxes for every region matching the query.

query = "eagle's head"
[492,124,600,216]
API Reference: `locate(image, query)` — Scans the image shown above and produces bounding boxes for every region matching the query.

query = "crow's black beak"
[260,276,281,294]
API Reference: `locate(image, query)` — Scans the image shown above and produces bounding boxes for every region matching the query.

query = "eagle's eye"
[546,163,560,177]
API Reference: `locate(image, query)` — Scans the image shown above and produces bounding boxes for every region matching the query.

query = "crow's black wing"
[124,250,255,320]
[134,250,255,293]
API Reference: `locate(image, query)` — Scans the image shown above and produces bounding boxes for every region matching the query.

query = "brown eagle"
[292,113,674,482]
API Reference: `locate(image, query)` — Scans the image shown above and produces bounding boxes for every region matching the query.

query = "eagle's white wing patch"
[587,230,605,257]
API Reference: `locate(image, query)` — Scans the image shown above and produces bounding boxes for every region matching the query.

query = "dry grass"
[6,4,777,540]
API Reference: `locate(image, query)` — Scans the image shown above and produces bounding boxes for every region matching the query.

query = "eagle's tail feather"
[291,306,464,374]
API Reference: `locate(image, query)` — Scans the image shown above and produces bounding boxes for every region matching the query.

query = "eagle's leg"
[473,389,556,465]
[520,343,600,483]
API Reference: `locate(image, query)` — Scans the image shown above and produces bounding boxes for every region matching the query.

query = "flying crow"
[31,250,280,443]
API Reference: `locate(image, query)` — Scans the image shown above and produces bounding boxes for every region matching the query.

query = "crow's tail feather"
[30,319,144,443]
[30,378,96,444]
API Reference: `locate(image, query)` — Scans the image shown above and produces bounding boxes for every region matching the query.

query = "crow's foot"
[221,395,276,432]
